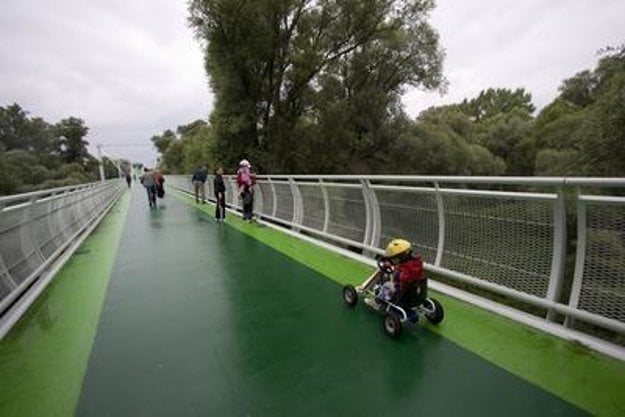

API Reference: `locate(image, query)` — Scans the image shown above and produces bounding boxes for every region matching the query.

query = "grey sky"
[1,0,624,166]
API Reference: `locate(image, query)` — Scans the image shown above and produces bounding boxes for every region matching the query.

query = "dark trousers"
[145,186,157,208]
[241,190,254,220]
[215,194,226,220]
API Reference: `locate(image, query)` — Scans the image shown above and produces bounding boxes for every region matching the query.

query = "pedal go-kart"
[342,258,444,338]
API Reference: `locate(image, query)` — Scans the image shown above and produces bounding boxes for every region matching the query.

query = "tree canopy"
[0,104,124,195]
[154,8,623,179]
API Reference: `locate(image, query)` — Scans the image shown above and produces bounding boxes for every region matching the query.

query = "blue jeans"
[145,186,157,207]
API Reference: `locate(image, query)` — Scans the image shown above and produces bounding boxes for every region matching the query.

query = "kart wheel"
[422,298,445,324]
[383,313,402,339]
[342,285,358,307]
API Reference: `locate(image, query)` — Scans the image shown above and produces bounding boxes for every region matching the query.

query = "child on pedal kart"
[376,239,425,322]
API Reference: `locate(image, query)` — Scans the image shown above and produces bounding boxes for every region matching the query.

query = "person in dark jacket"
[139,168,158,209]
[191,165,208,203]
[213,167,226,223]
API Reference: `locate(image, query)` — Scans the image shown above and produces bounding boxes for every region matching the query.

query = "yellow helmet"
[385,239,412,258]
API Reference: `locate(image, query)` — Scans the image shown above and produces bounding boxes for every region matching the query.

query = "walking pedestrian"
[125,173,132,188]
[191,165,208,203]
[140,167,158,209]
[213,167,226,223]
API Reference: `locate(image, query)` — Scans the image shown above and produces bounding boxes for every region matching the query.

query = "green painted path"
[1,186,624,416]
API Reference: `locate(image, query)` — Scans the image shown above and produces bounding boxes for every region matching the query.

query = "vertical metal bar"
[320,179,330,234]
[289,178,304,230]
[546,188,568,321]
[565,192,587,328]
[361,180,372,248]
[434,181,446,267]
[363,180,382,250]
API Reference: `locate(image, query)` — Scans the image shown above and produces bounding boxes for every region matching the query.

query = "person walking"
[125,173,131,188]
[236,159,255,221]
[140,167,158,209]
[191,165,208,204]
[213,167,226,223]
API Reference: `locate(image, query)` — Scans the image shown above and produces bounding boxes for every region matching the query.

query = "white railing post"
[361,180,372,250]
[546,188,568,321]
[565,191,587,328]
[320,179,330,234]
[363,180,381,250]
[434,181,446,267]
[289,178,303,230]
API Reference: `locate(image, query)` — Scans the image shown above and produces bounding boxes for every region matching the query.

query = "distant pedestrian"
[213,167,226,223]
[140,167,157,209]
[236,159,255,221]
[191,165,208,204]
[125,174,131,188]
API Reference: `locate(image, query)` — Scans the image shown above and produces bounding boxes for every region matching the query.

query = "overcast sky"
[1,0,624,165]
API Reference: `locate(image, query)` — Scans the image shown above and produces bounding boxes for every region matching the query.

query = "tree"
[188,0,445,173]
[151,129,177,154]
[458,88,535,122]
[56,117,90,165]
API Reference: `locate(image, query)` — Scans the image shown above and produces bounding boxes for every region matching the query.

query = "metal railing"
[169,175,625,345]
[0,180,124,336]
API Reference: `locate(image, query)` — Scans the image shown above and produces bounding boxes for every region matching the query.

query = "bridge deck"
[0,186,623,416]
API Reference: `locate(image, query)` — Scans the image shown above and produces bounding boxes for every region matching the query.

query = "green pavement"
[175,190,625,417]
[0,187,622,416]
[0,192,130,417]
[77,189,586,416]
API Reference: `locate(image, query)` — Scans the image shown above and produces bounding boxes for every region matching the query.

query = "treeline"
[153,45,625,177]
[0,104,123,196]
[151,1,624,176]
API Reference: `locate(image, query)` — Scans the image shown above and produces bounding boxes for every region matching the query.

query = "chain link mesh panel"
[441,194,554,297]
[272,181,294,223]
[297,183,325,232]
[376,189,439,264]
[256,181,274,217]
[578,202,625,322]
[326,186,366,243]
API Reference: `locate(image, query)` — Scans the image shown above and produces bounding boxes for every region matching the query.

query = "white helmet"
[239,159,251,167]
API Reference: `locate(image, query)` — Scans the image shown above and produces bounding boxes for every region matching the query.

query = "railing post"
[320,179,330,234]
[364,180,381,250]
[565,190,586,328]
[434,181,446,267]
[546,188,567,321]
[289,178,303,230]
[361,180,372,251]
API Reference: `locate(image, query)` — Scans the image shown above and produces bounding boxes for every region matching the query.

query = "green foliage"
[188,0,445,172]
[151,29,624,178]
[56,117,90,164]
[0,104,101,196]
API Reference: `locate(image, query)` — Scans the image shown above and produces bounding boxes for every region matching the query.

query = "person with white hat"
[236,159,255,220]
